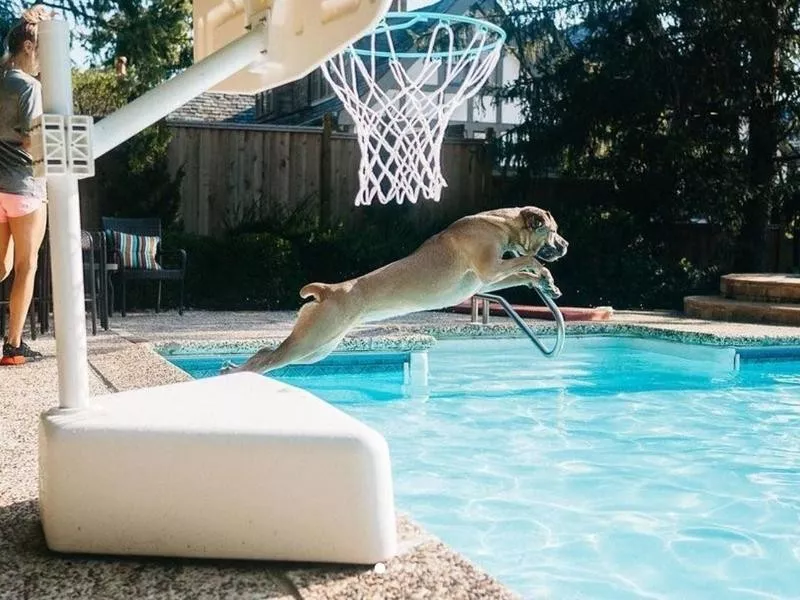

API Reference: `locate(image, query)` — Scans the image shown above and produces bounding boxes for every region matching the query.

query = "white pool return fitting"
[37,0,397,564]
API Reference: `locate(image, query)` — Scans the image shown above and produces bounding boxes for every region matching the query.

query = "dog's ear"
[521,207,547,229]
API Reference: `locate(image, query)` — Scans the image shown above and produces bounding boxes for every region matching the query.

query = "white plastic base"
[39,372,397,564]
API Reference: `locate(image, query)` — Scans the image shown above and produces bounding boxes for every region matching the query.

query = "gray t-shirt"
[0,68,45,198]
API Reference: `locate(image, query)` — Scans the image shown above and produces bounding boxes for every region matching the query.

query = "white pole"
[34,21,267,409]
[38,19,89,409]
[93,26,267,159]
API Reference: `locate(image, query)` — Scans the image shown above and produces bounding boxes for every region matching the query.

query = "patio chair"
[101,217,187,317]
[81,231,101,335]
[0,229,58,340]
[0,277,38,341]
[94,231,116,330]
[18,231,105,336]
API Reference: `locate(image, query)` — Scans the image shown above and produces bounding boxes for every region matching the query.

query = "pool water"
[169,337,800,600]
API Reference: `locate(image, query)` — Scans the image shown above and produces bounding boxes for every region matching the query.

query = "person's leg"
[0,215,10,340]
[0,220,11,283]
[6,205,47,347]
[0,194,12,283]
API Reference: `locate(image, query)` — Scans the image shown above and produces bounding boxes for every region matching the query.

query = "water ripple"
[181,336,800,599]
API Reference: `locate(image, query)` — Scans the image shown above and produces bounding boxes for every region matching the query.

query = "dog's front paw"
[543,282,562,299]
[220,360,241,375]
[536,269,562,299]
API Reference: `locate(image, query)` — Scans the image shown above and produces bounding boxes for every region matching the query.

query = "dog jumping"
[223,206,568,374]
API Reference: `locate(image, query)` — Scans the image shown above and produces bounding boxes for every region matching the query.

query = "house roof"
[419,0,505,19]
[166,91,256,124]
[265,95,343,127]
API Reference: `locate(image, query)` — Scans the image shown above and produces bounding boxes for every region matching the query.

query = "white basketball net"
[321,13,505,206]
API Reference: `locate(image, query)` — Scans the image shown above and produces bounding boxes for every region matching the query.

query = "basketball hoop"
[321,12,506,206]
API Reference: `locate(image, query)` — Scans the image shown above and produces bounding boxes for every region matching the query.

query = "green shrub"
[500,206,721,310]
[158,232,305,310]
[130,202,720,313]
[149,215,434,312]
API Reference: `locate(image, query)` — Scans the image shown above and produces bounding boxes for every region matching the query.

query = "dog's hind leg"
[294,334,348,365]
[232,294,360,374]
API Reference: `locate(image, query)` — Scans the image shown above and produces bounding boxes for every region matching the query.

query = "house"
[168,0,523,139]
[167,91,256,124]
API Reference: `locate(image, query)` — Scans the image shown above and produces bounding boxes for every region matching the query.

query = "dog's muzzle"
[536,232,569,262]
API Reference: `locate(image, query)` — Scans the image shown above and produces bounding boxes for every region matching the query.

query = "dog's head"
[519,206,568,262]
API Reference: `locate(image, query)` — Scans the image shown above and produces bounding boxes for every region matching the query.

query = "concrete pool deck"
[2,308,800,599]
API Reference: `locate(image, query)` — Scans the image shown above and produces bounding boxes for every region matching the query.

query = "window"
[255,90,275,121]
[308,69,333,104]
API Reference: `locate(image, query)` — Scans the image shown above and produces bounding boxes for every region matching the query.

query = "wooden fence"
[64,117,797,278]
[165,120,496,237]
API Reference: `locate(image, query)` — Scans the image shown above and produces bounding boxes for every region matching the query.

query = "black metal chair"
[81,231,100,335]
[0,232,54,340]
[35,232,49,335]
[0,277,38,341]
[101,217,187,316]
[94,230,116,330]
[22,231,105,336]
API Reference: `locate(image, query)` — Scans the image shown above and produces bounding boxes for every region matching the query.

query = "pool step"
[684,273,800,326]
[684,295,800,326]
[721,273,800,303]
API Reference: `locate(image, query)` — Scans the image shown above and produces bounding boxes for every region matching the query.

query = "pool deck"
[2,308,800,599]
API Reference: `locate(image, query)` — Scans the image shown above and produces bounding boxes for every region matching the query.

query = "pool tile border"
[152,320,800,359]
[155,332,438,356]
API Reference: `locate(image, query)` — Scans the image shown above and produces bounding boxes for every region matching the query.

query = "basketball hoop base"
[39,373,397,564]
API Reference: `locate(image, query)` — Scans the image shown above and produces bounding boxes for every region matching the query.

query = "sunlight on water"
[170,337,800,600]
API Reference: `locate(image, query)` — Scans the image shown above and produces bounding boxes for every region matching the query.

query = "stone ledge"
[721,273,800,303]
[684,295,800,326]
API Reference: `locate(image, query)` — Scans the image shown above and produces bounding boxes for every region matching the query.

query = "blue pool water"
[168,337,800,600]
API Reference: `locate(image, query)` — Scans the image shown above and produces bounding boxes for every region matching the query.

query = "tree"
[78,0,192,223]
[0,4,15,42]
[9,0,192,92]
[8,0,107,28]
[3,2,190,229]
[83,0,192,94]
[72,67,133,116]
[499,0,800,273]
[56,0,192,227]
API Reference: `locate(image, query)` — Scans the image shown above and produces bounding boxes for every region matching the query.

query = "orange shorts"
[0,191,44,223]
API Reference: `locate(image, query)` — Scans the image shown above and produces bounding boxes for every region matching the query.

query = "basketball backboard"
[193,0,393,94]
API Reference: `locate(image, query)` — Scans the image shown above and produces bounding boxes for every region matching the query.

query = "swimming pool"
[168,336,800,599]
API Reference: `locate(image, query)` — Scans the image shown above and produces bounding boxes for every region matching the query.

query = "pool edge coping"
[149,320,800,356]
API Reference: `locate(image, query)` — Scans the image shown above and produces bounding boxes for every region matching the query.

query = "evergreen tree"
[0,4,15,43]
[10,0,192,90]
[500,0,800,272]
[36,0,195,227]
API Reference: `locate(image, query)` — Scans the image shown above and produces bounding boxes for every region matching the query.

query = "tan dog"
[224,206,568,374]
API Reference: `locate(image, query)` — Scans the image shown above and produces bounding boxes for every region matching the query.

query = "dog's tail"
[299,282,332,302]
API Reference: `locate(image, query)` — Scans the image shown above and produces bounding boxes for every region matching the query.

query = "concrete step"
[684,295,800,326]
[721,273,800,303]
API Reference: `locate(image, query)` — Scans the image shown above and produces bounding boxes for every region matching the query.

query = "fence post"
[484,127,496,202]
[320,113,332,229]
